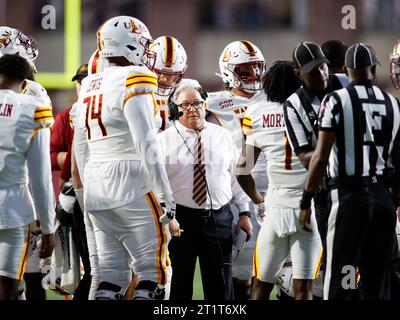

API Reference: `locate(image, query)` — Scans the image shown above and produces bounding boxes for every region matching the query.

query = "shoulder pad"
[22,80,52,106]
[206,91,231,111]
[125,66,158,96]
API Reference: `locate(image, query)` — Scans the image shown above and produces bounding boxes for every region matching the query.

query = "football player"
[69,49,108,300]
[73,16,174,300]
[206,40,268,300]
[237,60,322,300]
[83,46,177,300]
[0,26,52,300]
[149,35,187,131]
[0,27,51,105]
[0,54,55,300]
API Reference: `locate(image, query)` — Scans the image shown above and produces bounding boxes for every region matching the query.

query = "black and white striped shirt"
[283,74,348,156]
[319,79,400,178]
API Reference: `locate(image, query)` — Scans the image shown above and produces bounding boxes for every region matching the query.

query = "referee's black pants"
[168,204,233,300]
[324,178,396,300]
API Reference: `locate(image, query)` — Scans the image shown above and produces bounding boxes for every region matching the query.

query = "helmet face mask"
[140,36,157,70]
[229,61,266,92]
[149,36,188,96]
[390,51,400,89]
[219,40,266,93]
[0,27,39,72]
[154,69,185,96]
[14,31,38,61]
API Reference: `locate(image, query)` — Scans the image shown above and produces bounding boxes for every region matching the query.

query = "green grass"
[192,259,204,300]
[46,259,278,300]
[47,290,68,300]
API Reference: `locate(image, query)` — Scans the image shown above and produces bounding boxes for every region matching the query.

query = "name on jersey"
[263,113,285,128]
[0,103,13,117]
[233,106,247,116]
[157,99,168,107]
[86,78,103,93]
[218,99,234,109]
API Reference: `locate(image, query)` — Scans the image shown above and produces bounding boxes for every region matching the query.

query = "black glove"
[55,182,76,227]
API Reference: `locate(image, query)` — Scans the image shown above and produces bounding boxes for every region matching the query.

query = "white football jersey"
[0,90,52,187]
[76,65,158,161]
[74,65,162,210]
[243,101,307,207]
[154,92,169,131]
[21,79,52,106]
[206,90,265,138]
[0,90,53,228]
[206,89,268,191]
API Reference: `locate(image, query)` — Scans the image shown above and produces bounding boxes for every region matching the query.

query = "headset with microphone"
[167,86,230,288]
[168,87,209,121]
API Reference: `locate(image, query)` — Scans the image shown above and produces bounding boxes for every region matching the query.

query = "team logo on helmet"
[0,30,12,48]
[222,49,239,62]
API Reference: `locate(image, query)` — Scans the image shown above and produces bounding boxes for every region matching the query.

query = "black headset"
[168,87,208,121]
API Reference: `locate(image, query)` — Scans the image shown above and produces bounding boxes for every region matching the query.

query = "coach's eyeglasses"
[177,101,205,111]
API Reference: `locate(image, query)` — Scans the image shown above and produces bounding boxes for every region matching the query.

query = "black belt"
[326,175,387,190]
[176,203,229,218]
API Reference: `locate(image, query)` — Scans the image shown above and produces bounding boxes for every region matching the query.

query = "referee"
[283,41,348,269]
[299,43,400,300]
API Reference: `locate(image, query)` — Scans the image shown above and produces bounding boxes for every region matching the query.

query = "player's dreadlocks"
[0,54,30,82]
[264,60,301,104]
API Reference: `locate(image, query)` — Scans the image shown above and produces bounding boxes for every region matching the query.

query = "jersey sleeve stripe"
[126,75,158,82]
[242,118,252,126]
[35,106,52,113]
[126,78,158,87]
[123,92,151,106]
[126,81,157,89]
[127,73,158,81]
[34,116,54,122]
[34,111,53,119]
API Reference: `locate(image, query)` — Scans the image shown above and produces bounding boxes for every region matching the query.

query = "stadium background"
[0,0,398,300]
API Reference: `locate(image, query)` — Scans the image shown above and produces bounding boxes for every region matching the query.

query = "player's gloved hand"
[56,181,76,227]
[58,181,76,214]
[254,202,266,225]
[159,201,176,225]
